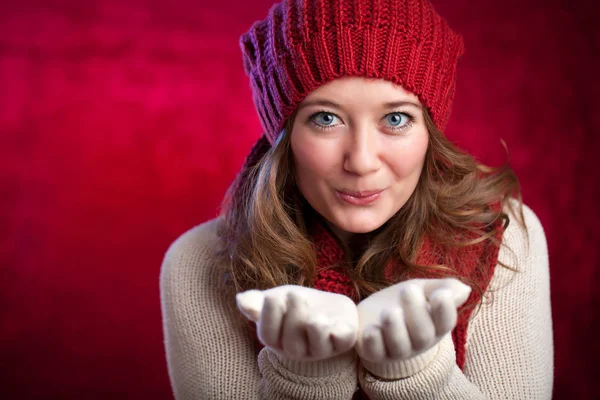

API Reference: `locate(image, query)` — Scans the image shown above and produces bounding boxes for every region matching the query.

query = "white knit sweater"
[159,203,554,399]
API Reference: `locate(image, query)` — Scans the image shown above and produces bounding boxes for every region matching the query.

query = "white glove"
[356,278,471,365]
[236,285,359,361]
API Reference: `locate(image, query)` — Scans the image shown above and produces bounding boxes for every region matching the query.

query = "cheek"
[291,135,338,178]
[385,133,428,177]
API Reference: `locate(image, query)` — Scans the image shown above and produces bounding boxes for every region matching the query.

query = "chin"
[333,215,387,234]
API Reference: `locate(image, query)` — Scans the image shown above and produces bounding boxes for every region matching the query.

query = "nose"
[343,125,381,175]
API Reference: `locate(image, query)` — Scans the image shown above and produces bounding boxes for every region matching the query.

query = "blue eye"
[309,112,342,131]
[313,112,340,126]
[386,113,409,127]
[383,112,415,132]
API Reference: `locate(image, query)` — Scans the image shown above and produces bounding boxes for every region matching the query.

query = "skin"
[290,76,429,241]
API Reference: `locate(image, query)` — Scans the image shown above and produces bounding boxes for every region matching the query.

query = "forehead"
[296,77,423,118]
[301,76,421,105]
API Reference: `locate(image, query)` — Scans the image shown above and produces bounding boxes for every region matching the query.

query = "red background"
[1,0,598,398]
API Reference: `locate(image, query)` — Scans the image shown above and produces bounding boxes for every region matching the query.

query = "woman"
[160,0,554,398]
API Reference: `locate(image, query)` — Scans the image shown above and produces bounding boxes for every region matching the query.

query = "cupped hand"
[356,278,471,363]
[236,285,359,361]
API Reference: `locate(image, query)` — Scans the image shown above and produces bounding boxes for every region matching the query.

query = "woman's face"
[290,76,429,235]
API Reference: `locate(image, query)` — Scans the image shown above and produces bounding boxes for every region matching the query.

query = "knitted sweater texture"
[159,203,554,399]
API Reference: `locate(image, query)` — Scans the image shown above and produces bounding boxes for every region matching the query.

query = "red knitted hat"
[240,0,465,143]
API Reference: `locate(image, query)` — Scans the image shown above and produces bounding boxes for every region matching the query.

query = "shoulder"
[159,217,225,298]
[159,216,243,352]
[501,199,548,264]
[162,217,223,265]
[492,199,550,292]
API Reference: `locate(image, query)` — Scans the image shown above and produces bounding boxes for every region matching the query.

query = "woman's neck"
[322,218,378,262]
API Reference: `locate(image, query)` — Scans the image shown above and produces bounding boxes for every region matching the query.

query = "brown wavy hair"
[216,107,524,317]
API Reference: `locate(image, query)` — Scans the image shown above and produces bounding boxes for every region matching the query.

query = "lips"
[338,189,384,198]
[336,189,385,205]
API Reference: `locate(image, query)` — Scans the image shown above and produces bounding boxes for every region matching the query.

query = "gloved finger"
[330,320,357,354]
[429,288,458,337]
[421,278,471,308]
[381,307,411,359]
[401,282,436,351]
[359,325,386,362]
[258,293,287,349]
[236,290,264,322]
[282,291,309,359]
[305,314,333,358]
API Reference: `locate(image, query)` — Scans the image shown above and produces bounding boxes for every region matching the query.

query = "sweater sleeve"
[159,218,358,400]
[358,203,554,399]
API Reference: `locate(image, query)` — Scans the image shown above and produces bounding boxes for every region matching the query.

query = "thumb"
[236,290,264,322]
[447,280,472,307]
[418,278,472,308]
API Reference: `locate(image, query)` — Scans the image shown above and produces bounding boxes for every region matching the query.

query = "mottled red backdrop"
[1,0,598,398]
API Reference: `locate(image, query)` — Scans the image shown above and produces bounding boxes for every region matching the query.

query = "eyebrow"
[296,99,423,112]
